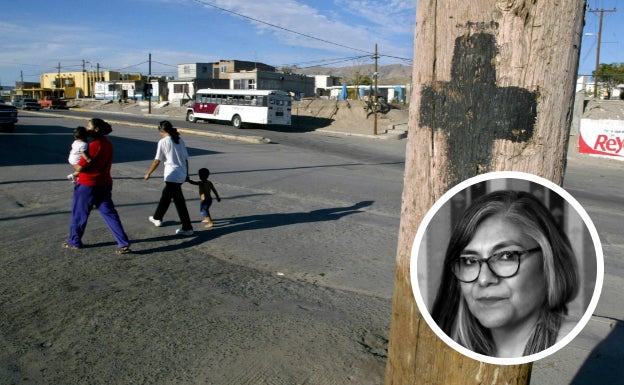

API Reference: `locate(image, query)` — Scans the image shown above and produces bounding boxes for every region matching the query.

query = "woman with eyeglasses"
[431,190,579,358]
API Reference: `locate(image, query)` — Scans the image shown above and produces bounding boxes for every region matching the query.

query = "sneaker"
[148,216,162,227]
[175,228,194,236]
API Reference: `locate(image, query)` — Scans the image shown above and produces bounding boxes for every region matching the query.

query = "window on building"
[233,79,256,90]
[174,84,189,94]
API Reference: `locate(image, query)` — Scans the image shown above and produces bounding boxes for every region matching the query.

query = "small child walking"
[187,168,221,227]
[67,126,92,182]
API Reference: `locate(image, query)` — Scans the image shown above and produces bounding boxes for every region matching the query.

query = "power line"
[152,60,178,68]
[190,0,374,55]
[280,55,373,68]
[379,54,413,63]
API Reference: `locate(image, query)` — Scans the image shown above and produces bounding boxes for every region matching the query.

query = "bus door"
[195,94,219,116]
[268,96,292,125]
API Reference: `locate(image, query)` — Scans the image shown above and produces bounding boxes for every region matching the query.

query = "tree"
[384,1,587,384]
[347,75,372,86]
[594,62,624,88]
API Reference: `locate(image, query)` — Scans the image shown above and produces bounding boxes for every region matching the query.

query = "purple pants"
[67,184,130,248]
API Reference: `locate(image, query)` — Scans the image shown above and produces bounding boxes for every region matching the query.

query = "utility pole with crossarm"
[590,7,616,98]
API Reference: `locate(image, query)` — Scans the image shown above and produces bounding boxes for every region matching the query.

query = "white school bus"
[186,89,292,128]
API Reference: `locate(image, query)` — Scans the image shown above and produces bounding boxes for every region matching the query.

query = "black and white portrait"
[410,172,603,365]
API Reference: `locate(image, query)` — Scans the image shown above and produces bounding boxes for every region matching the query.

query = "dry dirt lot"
[68,98,410,136]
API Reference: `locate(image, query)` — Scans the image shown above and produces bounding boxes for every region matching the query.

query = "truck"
[38,96,68,109]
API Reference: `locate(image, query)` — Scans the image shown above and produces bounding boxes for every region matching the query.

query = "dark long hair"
[89,118,112,136]
[431,190,579,356]
[159,120,180,144]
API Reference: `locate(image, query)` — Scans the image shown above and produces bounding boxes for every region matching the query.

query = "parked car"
[13,98,43,110]
[0,103,18,132]
[24,98,43,110]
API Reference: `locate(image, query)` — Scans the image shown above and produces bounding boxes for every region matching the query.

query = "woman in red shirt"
[64,118,131,254]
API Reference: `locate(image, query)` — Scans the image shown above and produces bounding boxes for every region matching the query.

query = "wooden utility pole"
[384,1,586,384]
[590,7,616,98]
[148,53,152,115]
[373,43,379,135]
[57,62,62,98]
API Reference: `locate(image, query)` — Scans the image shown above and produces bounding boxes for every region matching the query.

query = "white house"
[166,81,196,105]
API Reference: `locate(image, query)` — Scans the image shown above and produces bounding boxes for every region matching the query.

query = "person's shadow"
[130,200,374,254]
[570,320,624,384]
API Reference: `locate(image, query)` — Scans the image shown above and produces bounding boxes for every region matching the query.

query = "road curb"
[314,128,407,140]
[47,108,273,144]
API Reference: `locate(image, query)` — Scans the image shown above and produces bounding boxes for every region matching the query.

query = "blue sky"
[0,0,621,87]
[0,0,416,85]
[580,0,622,77]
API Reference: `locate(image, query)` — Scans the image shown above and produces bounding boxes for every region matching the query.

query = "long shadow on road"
[128,200,374,254]
[0,123,217,167]
[570,320,624,384]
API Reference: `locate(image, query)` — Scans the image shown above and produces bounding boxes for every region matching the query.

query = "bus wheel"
[231,114,243,129]
[186,111,197,123]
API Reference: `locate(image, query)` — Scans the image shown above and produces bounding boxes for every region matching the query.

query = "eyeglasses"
[452,247,541,283]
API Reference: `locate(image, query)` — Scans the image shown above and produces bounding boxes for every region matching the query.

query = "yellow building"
[33,70,142,99]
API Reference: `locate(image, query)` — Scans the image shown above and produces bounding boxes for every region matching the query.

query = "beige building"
[36,71,141,99]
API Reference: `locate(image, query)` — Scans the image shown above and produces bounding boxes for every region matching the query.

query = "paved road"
[0,112,404,384]
[1,111,622,384]
[2,112,406,297]
[532,138,624,385]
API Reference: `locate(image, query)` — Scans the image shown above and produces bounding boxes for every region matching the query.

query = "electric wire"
[190,0,374,55]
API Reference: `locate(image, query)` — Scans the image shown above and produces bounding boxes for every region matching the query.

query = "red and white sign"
[579,119,624,160]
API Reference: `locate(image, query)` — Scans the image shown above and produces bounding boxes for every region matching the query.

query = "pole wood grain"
[384,1,586,384]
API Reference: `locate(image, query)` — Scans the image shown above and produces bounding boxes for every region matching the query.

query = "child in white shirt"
[67,126,91,181]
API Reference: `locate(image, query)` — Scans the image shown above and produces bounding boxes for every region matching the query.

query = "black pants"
[153,182,192,230]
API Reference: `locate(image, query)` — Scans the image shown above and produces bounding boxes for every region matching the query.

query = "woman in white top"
[144,120,194,236]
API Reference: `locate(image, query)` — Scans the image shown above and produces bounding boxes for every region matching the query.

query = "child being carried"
[67,126,92,182]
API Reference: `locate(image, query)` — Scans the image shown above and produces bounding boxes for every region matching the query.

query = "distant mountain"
[293,64,412,85]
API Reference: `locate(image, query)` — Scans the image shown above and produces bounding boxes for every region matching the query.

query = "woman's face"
[459,215,546,333]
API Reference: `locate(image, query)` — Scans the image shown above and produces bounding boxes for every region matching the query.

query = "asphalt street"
[1,111,622,384]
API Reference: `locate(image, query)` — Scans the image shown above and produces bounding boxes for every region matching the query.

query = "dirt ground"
[67,98,411,136]
[581,98,624,120]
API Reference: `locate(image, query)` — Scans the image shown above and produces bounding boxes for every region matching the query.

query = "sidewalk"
[531,134,624,384]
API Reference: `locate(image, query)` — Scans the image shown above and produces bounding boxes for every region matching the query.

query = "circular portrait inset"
[410,171,603,365]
